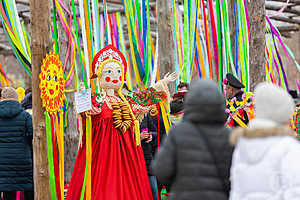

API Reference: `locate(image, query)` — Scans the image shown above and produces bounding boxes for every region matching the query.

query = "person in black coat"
[152,79,233,200]
[140,105,167,200]
[0,87,34,200]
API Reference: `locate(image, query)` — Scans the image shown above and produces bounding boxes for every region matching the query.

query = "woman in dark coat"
[0,87,33,200]
[152,80,233,200]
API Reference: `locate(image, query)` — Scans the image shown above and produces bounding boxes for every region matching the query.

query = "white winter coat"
[229,119,300,200]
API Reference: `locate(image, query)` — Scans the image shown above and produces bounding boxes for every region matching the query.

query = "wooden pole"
[157,0,175,93]
[249,0,266,91]
[30,0,51,199]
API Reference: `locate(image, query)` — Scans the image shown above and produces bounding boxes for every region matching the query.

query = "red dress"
[66,100,153,200]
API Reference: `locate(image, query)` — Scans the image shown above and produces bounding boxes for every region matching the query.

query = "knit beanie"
[1,87,18,101]
[254,82,295,124]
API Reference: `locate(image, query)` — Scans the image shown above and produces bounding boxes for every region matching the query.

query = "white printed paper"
[75,89,92,113]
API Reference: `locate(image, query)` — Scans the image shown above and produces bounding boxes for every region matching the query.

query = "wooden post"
[30,0,51,199]
[157,0,175,93]
[248,0,266,91]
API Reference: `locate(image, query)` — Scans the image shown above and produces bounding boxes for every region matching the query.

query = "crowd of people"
[0,45,299,200]
[0,87,33,200]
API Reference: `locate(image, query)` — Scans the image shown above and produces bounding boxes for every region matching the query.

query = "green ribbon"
[52,0,59,54]
[216,0,223,88]
[145,0,151,86]
[71,0,88,88]
[45,112,58,200]
[183,0,188,82]
[79,116,90,200]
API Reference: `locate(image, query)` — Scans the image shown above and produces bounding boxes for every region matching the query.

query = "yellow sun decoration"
[39,51,65,114]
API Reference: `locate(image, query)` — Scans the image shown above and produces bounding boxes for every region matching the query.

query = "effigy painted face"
[97,60,123,91]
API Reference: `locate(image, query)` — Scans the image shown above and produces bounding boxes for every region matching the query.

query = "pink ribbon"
[267,0,290,18]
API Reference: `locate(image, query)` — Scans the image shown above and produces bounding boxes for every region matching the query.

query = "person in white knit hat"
[229,82,300,200]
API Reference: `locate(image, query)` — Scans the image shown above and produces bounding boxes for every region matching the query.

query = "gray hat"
[1,87,18,100]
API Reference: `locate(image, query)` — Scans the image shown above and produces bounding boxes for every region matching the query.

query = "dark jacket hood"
[21,92,32,110]
[0,100,24,118]
[184,79,226,124]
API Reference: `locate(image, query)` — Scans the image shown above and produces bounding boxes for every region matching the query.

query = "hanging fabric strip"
[172,0,180,85]
[194,47,201,78]
[188,0,199,82]
[78,0,91,88]
[201,0,213,79]
[45,112,58,200]
[52,0,59,54]
[267,0,290,17]
[233,0,239,74]
[265,49,271,82]
[111,14,119,49]
[208,0,220,81]
[55,1,76,86]
[265,40,273,82]
[86,115,92,200]
[215,0,223,84]
[266,17,291,62]
[11,0,29,59]
[183,0,188,81]
[84,0,96,92]
[8,0,28,59]
[71,0,88,88]
[100,14,105,49]
[102,0,109,45]
[92,0,100,53]
[296,81,300,94]
[283,43,300,72]
[122,0,145,89]
[107,14,115,47]
[145,0,152,86]
[273,55,283,87]
[270,29,289,90]
[195,27,206,79]
[268,18,300,72]
[0,1,32,76]
[21,21,31,59]
[159,101,171,135]
[198,19,210,78]
[50,114,61,200]
[116,12,133,90]
[177,7,184,81]
[151,35,159,86]
[54,113,64,200]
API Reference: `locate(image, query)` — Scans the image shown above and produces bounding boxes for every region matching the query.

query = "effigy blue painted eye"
[47,74,51,81]
[107,70,112,74]
[117,70,121,74]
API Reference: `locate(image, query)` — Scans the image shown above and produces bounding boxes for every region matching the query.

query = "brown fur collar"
[230,126,295,146]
